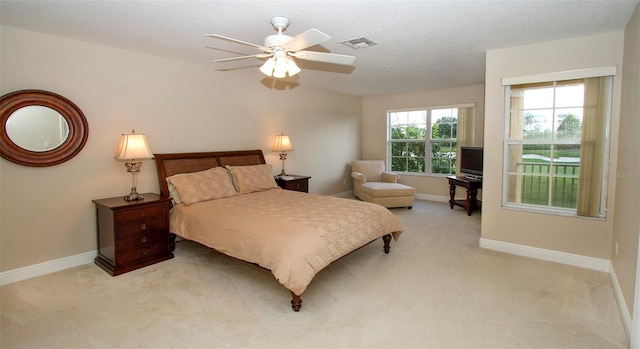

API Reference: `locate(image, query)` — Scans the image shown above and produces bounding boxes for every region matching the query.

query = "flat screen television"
[459,146,483,179]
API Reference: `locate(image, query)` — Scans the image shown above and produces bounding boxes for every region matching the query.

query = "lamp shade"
[114,130,154,160]
[272,133,293,152]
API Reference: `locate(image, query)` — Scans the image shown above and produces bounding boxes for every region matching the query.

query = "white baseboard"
[0,250,97,286]
[332,190,355,198]
[416,193,449,203]
[609,264,633,339]
[479,238,610,272]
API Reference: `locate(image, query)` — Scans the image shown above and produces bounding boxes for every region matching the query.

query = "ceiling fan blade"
[284,29,331,51]
[213,53,272,63]
[291,51,355,65]
[206,34,271,52]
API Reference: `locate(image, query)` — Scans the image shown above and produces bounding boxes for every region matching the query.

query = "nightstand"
[92,193,173,275]
[275,175,311,193]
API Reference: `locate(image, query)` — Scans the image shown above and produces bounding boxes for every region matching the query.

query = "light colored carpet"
[0,200,629,348]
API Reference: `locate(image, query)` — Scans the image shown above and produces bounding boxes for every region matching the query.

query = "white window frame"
[501,67,615,218]
[386,103,474,176]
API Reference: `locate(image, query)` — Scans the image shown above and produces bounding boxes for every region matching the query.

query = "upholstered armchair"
[351,160,415,209]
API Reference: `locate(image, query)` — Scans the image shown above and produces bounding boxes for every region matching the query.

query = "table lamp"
[272,132,293,176]
[114,130,154,201]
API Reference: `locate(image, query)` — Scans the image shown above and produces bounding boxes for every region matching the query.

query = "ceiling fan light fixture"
[286,58,301,77]
[272,56,288,78]
[261,52,300,78]
[259,57,276,76]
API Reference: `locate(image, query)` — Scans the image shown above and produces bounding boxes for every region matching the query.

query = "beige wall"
[612,4,640,318]
[362,84,485,198]
[0,27,362,272]
[482,31,624,259]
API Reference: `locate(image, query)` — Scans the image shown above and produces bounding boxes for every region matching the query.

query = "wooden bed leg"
[383,234,392,254]
[169,233,176,252]
[290,291,302,312]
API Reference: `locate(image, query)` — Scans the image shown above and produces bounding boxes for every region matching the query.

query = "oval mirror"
[0,90,89,166]
[6,106,70,152]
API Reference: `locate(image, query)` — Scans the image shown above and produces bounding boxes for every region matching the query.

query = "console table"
[447,176,482,216]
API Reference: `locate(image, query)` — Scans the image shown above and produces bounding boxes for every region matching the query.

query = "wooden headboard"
[154,149,266,197]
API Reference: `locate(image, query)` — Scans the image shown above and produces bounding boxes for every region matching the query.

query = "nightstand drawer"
[115,204,166,223]
[117,216,167,239]
[118,243,168,267]
[118,229,167,252]
[286,181,307,192]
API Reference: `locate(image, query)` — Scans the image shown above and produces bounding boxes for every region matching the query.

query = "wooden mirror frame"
[0,90,89,167]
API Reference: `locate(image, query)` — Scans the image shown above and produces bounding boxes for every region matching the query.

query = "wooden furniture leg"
[383,234,392,254]
[449,182,456,209]
[290,291,302,312]
[465,187,473,216]
[169,233,177,251]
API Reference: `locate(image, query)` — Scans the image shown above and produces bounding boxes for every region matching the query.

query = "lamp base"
[124,161,144,201]
[279,152,288,176]
[124,190,144,201]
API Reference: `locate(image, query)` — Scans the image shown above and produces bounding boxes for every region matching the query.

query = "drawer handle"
[141,236,147,243]
[140,223,147,230]
[140,211,146,217]
[142,250,147,257]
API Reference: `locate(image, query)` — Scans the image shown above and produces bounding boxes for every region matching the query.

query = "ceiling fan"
[206,16,355,78]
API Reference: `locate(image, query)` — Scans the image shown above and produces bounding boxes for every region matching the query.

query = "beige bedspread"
[170,189,404,295]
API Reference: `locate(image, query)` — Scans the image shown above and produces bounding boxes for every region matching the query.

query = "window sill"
[393,172,453,179]
[502,203,606,220]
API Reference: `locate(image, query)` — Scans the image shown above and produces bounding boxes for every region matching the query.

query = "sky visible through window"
[389,108,458,127]
[431,108,458,123]
[522,84,584,134]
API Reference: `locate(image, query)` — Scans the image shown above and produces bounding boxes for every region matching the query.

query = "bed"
[154,149,404,311]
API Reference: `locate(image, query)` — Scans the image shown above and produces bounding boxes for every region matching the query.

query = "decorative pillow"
[226,164,280,194]
[166,176,184,204]
[167,167,237,205]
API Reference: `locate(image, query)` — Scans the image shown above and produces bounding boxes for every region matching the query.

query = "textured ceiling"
[1,0,637,96]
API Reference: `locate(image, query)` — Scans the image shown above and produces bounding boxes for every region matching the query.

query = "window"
[387,105,474,175]
[503,72,613,218]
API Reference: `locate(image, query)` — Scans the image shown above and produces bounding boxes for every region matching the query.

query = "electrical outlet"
[615,241,619,256]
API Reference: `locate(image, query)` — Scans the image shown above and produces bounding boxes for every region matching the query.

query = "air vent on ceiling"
[340,37,378,49]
